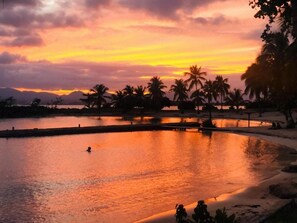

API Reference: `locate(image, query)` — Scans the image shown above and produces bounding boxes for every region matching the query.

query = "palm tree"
[147,76,167,111]
[111,90,124,109]
[170,79,188,112]
[134,85,146,107]
[80,93,94,108]
[170,79,188,102]
[123,85,134,96]
[184,65,206,112]
[184,65,206,91]
[190,90,205,114]
[241,32,296,122]
[202,80,218,122]
[89,84,109,112]
[214,75,230,110]
[241,63,269,100]
[225,88,245,111]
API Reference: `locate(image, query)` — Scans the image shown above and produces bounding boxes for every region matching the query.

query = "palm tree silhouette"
[225,88,245,111]
[184,65,206,112]
[190,89,205,114]
[202,80,218,122]
[134,85,146,107]
[90,84,109,113]
[241,32,294,119]
[147,76,167,111]
[111,90,124,109]
[215,75,230,111]
[123,85,134,96]
[170,79,188,112]
[80,93,94,108]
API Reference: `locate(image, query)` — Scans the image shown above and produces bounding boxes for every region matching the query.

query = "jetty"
[0,122,201,138]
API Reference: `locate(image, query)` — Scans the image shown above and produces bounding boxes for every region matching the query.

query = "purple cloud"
[120,0,226,19]
[0,51,27,64]
[0,8,84,29]
[2,0,41,8]
[0,58,181,90]
[85,0,111,9]
[192,14,236,26]
[8,34,44,47]
[0,3,85,47]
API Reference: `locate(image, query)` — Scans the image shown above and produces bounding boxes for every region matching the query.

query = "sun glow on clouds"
[0,0,265,92]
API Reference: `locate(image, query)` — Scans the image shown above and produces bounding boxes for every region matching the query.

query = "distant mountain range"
[0,88,84,105]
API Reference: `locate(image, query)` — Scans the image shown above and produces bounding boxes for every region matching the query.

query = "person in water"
[86,146,92,152]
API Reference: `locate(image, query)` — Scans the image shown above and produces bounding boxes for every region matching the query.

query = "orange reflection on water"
[0,130,293,223]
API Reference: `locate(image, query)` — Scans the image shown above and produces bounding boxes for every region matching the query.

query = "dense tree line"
[242,0,297,127]
[77,66,247,128]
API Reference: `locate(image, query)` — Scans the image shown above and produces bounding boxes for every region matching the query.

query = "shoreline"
[1,110,296,222]
[135,111,297,223]
[137,135,297,223]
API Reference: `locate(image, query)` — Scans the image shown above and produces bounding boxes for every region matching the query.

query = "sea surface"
[0,117,289,223]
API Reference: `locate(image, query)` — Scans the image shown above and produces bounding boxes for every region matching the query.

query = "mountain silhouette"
[0,88,84,105]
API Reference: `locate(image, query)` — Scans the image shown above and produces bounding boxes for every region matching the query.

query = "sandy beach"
[137,110,297,223]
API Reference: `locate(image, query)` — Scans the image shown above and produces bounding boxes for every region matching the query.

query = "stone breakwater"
[0,122,201,138]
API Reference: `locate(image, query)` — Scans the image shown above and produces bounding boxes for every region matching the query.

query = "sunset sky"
[0,0,266,95]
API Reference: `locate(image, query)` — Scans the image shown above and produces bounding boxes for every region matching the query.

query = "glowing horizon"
[0,0,266,93]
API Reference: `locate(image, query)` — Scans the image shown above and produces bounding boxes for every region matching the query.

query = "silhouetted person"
[276,122,281,129]
[86,146,91,152]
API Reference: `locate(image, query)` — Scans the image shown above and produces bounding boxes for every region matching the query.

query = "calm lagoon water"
[0,116,268,130]
[0,124,294,222]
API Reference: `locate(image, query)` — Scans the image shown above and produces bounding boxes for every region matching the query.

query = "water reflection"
[0,116,269,130]
[0,131,293,222]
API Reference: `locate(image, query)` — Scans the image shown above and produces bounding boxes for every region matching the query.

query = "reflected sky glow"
[0,129,293,222]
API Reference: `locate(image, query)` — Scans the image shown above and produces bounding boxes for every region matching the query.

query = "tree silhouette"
[184,65,206,92]
[184,65,206,112]
[31,98,41,107]
[123,85,134,96]
[0,97,16,107]
[147,76,167,111]
[225,88,245,111]
[202,80,218,122]
[214,75,230,111]
[134,85,146,108]
[170,79,188,112]
[80,93,94,109]
[242,32,296,122]
[190,89,205,114]
[111,90,124,109]
[89,84,109,112]
[250,0,297,39]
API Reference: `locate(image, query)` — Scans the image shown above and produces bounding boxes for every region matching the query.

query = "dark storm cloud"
[0,51,27,64]
[0,58,179,90]
[119,0,227,19]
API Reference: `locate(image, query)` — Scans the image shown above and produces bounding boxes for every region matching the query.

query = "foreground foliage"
[175,200,236,223]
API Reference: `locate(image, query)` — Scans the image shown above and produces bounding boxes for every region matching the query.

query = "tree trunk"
[220,94,223,111]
